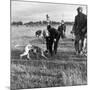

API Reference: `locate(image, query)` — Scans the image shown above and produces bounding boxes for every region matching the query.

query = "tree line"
[11,21,74,26]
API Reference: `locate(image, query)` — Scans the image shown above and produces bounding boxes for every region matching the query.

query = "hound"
[20,44,47,59]
[20,44,32,59]
[35,30,42,38]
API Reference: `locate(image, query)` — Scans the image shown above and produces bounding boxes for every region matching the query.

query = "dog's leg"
[33,49,39,59]
[41,50,47,59]
[27,53,31,60]
[20,51,28,59]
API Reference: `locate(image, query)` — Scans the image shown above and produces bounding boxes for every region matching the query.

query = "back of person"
[58,24,66,39]
[49,27,59,40]
[74,12,87,35]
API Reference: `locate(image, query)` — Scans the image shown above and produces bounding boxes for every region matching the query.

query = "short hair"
[61,20,64,24]
[77,7,83,11]
[47,25,51,30]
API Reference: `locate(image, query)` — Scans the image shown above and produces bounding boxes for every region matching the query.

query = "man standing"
[61,20,66,38]
[72,7,87,55]
[46,25,60,56]
[58,20,66,39]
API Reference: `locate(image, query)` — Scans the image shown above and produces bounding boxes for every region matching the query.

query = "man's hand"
[82,27,86,33]
[54,39,56,42]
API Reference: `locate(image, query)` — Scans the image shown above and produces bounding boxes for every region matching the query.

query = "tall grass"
[11,61,87,90]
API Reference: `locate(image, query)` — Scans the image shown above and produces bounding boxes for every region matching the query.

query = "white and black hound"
[20,44,47,59]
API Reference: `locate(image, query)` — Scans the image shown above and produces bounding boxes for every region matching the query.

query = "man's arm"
[82,15,87,33]
[71,16,77,33]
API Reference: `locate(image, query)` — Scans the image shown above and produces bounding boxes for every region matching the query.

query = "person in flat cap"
[77,7,83,12]
[71,7,87,55]
[45,24,60,56]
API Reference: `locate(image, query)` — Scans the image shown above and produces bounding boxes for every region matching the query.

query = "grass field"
[11,25,87,90]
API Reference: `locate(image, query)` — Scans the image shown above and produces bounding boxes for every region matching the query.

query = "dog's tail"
[15,44,25,48]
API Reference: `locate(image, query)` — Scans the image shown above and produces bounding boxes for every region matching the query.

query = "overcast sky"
[11,1,87,23]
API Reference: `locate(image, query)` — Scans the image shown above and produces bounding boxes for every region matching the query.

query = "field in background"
[11,25,73,38]
[11,25,87,90]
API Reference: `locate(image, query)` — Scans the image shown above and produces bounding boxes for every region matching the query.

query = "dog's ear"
[31,49,34,52]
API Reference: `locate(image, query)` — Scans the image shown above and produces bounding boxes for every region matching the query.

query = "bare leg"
[79,38,84,55]
[83,38,87,51]
[83,38,87,56]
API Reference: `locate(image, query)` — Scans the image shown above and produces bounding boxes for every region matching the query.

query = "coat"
[73,12,87,35]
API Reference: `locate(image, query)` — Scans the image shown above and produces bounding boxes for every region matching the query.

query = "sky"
[11,0,87,23]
